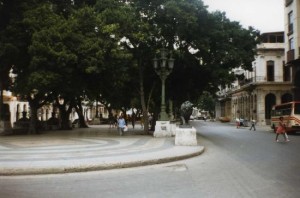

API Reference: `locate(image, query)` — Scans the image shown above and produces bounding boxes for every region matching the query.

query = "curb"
[0,146,205,176]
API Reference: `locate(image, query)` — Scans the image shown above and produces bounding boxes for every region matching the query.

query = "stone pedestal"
[170,123,177,136]
[154,121,172,137]
[175,126,197,146]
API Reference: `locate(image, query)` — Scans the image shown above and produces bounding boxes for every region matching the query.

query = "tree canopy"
[1,0,259,132]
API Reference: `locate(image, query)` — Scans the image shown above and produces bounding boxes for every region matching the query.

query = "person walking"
[249,119,256,131]
[236,118,240,128]
[275,117,290,142]
[117,113,126,136]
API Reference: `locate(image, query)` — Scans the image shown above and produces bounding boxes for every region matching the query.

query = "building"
[2,90,109,129]
[2,90,29,128]
[284,0,300,100]
[216,32,293,126]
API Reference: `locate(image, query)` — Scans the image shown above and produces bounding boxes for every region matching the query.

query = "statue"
[180,101,193,127]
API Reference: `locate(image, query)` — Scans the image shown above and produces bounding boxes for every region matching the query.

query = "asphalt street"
[1,121,300,198]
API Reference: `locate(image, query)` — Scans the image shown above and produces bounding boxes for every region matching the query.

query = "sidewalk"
[0,125,204,176]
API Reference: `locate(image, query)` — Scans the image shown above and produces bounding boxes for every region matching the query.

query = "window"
[269,35,276,43]
[288,11,293,34]
[266,61,274,81]
[289,37,294,50]
[277,35,284,43]
[261,33,284,43]
[275,104,292,116]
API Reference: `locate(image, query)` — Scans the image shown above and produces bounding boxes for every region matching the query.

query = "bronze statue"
[180,101,193,126]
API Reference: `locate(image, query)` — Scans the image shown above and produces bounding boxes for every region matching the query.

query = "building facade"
[216,32,293,126]
[285,0,300,100]
[2,90,109,129]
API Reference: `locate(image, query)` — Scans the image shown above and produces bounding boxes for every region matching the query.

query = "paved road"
[1,121,300,198]
[0,125,203,175]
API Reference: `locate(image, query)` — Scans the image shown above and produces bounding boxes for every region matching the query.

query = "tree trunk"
[78,110,88,128]
[138,58,149,133]
[59,104,72,130]
[108,106,113,118]
[28,99,39,134]
[75,100,88,128]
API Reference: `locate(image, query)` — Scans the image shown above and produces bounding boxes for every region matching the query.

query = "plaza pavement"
[0,124,204,176]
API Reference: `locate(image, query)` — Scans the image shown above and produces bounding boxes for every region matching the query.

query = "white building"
[2,90,109,129]
[216,32,293,126]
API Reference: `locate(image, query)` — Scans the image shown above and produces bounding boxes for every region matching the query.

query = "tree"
[94,0,158,132]
[14,1,135,132]
[155,1,259,106]
[196,91,215,118]
[0,0,29,121]
[4,0,259,135]
[13,2,107,132]
[115,0,259,129]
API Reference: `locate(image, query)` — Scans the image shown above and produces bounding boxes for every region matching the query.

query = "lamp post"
[153,48,174,121]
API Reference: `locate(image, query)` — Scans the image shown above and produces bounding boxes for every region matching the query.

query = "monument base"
[175,126,197,146]
[170,122,177,136]
[154,121,172,137]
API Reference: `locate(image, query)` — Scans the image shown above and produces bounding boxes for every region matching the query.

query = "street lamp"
[153,48,174,121]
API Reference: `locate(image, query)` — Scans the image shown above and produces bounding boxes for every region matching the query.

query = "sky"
[202,0,284,33]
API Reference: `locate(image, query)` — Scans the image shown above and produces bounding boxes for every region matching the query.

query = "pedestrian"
[275,117,290,142]
[114,115,118,127]
[117,113,126,136]
[236,118,240,128]
[109,114,115,128]
[249,119,256,131]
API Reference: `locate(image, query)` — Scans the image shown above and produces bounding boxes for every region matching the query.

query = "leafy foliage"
[1,0,259,131]
[196,91,216,117]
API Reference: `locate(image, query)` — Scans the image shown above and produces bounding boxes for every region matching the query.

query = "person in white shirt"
[117,113,126,136]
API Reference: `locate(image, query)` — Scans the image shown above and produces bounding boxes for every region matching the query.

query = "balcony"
[287,49,295,62]
[239,76,291,86]
[217,76,291,97]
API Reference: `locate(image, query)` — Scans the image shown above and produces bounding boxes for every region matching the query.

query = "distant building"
[284,0,300,100]
[1,90,28,127]
[2,90,109,128]
[216,32,293,126]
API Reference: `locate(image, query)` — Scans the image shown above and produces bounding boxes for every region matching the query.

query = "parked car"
[239,119,249,127]
[197,116,207,120]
